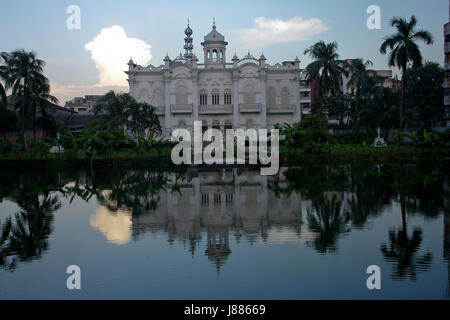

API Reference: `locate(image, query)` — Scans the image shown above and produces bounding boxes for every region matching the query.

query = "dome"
[203,24,226,43]
[185,25,193,36]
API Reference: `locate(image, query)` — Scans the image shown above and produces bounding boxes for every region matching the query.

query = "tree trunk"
[399,65,406,146]
[21,97,27,150]
[33,107,36,140]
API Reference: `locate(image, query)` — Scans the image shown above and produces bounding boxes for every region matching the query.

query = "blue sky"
[0,0,448,103]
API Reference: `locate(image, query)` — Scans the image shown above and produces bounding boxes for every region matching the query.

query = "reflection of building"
[444,180,450,297]
[126,22,301,137]
[127,168,303,271]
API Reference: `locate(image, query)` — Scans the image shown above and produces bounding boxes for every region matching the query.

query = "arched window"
[224,89,232,105]
[152,88,164,106]
[139,88,149,103]
[207,50,211,61]
[212,49,218,62]
[244,85,256,104]
[176,85,188,105]
[199,89,208,105]
[281,87,290,105]
[211,89,220,105]
[267,87,276,105]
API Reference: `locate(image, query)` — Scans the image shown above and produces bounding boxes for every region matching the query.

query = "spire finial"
[187,18,190,26]
[213,17,216,28]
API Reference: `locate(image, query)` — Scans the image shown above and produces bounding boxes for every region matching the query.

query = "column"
[164,77,171,136]
[232,71,239,128]
[294,75,301,123]
[260,73,267,128]
[192,73,199,123]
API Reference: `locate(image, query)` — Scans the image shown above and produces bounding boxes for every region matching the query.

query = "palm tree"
[0,50,50,148]
[380,16,433,144]
[94,90,134,131]
[0,53,7,108]
[28,81,58,139]
[346,59,374,94]
[304,41,349,105]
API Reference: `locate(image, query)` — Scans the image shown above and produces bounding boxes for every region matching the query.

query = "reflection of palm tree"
[2,191,61,271]
[381,228,432,281]
[0,217,12,269]
[307,195,349,254]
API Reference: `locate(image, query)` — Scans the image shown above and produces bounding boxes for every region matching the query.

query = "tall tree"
[404,62,445,129]
[304,41,349,107]
[93,90,134,131]
[346,59,374,95]
[0,50,50,148]
[28,81,58,139]
[0,53,7,108]
[380,16,433,144]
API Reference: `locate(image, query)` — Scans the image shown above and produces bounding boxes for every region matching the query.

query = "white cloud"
[234,17,328,48]
[50,82,128,105]
[85,25,152,86]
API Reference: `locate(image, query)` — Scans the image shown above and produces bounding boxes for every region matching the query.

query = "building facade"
[126,23,302,136]
[65,95,103,114]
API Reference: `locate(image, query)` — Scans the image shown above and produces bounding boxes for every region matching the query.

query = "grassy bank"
[0,145,448,170]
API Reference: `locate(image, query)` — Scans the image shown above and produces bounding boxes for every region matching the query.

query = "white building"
[126,22,302,136]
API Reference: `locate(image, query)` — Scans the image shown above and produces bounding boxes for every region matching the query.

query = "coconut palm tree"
[0,53,7,108]
[28,81,58,139]
[94,90,135,131]
[0,50,50,148]
[346,59,374,94]
[304,41,349,104]
[380,16,433,144]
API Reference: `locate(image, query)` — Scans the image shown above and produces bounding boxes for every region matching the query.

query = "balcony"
[170,104,193,114]
[300,96,311,103]
[199,105,233,115]
[299,85,310,91]
[267,104,295,114]
[239,103,262,113]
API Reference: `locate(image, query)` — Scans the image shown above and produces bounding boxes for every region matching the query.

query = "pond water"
[0,162,449,299]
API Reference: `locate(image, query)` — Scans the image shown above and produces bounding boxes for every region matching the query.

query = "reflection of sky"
[90,206,132,245]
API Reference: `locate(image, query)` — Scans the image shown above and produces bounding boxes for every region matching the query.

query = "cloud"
[85,25,152,86]
[234,17,328,48]
[50,82,128,105]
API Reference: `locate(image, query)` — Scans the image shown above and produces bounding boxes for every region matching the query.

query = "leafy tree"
[404,62,445,129]
[380,15,433,144]
[126,101,161,140]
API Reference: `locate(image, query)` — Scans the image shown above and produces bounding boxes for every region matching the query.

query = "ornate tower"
[183,21,194,60]
[201,19,228,69]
